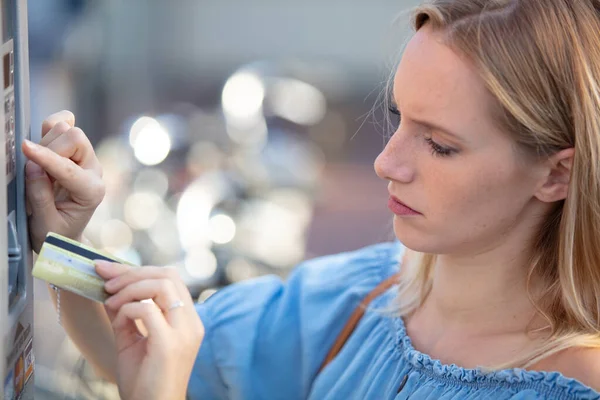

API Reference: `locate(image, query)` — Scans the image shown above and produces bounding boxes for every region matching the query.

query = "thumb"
[25,161,58,220]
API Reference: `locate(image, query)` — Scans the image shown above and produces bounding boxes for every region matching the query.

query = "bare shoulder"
[539,347,600,392]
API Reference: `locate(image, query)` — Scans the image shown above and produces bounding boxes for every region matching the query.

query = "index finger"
[41,110,75,137]
[95,260,132,280]
[22,140,103,204]
[102,265,185,294]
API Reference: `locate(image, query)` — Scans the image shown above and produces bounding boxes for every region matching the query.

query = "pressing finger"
[41,110,75,138]
[25,160,57,221]
[21,140,104,205]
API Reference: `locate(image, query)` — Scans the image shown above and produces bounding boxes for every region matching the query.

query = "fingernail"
[25,161,45,179]
[23,139,39,150]
[95,260,111,270]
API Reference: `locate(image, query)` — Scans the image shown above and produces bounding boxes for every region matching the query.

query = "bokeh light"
[222,72,265,120]
[129,116,172,166]
[100,219,133,252]
[176,175,229,249]
[208,214,236,244]
[184,248,218,280]
[124,192,163,230]
[133,168,170,198]
[269,78,327,125]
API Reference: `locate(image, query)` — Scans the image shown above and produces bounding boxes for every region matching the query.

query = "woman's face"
[374,26,546,256]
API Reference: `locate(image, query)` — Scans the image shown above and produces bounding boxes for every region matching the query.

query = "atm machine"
[0,0,34,399]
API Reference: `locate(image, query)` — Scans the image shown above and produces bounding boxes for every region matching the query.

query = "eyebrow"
[391,100,466,143]
[411,117,466,143]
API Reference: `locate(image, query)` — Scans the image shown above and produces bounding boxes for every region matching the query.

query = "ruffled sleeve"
[186,242,404,400]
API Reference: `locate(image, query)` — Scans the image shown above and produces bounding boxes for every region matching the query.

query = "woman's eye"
[386,105,456,157]
[425,137,455,157]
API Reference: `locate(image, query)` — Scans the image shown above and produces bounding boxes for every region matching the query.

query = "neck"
[424,249,536,334]
[403,203,557,366]
[407,245,549,367]
[418,214,549,336]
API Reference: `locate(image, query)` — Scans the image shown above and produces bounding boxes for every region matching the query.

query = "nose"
[374,130,415,183]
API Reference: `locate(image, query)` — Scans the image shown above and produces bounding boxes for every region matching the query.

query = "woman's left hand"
[96,261,204,400]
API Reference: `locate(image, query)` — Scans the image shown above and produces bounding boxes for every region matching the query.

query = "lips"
[388,195,421,216]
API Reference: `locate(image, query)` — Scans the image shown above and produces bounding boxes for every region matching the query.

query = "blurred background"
[29,1,419,398]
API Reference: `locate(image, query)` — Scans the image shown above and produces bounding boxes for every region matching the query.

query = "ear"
[534,148,574,203]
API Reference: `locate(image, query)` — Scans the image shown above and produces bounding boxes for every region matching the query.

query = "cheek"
[392,154,535,254]
[424,157,530,227]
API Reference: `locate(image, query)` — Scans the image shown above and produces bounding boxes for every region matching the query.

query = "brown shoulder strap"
[318,272,402,374]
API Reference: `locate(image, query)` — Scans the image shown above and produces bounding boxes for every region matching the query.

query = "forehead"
[393,27,496,131]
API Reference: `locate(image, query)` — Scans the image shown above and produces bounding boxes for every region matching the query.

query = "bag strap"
[318,272,402,374]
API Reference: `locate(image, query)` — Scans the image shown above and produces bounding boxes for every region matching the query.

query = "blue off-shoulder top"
[187,242,600,399]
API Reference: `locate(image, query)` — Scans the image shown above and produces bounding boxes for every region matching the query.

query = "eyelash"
[388,104,401,117]
[387,104,455,157]
[424,137,453,157]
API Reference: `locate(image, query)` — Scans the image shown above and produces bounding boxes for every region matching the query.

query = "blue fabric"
[187,242,600,399]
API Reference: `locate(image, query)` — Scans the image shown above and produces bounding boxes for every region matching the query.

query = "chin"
[392,217,445,254]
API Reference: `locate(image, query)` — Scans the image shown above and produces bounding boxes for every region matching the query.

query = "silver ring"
[168,300,185,311]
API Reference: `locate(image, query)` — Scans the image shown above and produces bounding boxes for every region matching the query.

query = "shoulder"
[296,241,404,289]
[199,241,404,325]
[189,242,405,398]
[539,347,600,393]
[563,347,600,392]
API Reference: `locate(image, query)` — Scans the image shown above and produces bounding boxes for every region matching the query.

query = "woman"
[24,0,600,399]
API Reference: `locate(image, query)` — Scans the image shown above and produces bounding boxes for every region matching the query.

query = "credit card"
[32,232,137,303]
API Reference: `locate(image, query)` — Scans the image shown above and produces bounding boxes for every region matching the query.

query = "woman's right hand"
[22,110,105,252]
[96,261,204,400]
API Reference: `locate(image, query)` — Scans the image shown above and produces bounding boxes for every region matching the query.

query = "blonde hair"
[396,0,600,369]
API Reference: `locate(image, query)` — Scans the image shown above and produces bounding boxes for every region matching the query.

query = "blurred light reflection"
[130,116,172,166]
[222,72,265,120]
[133,168,170,198]
[186,141,224,176]
[236,199,307,268]
[208,214,236,244]
[225,116,268,147]
[269,78,327,126]
[148,210,181,258]
[100,219,133,252]
[124,192,163,230]
[225,257,259,282]
[176,174,230,249]
[79,62,335,299]
[184,248,218,280]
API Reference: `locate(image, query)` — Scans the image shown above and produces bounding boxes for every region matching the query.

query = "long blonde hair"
[396,0,600,369]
